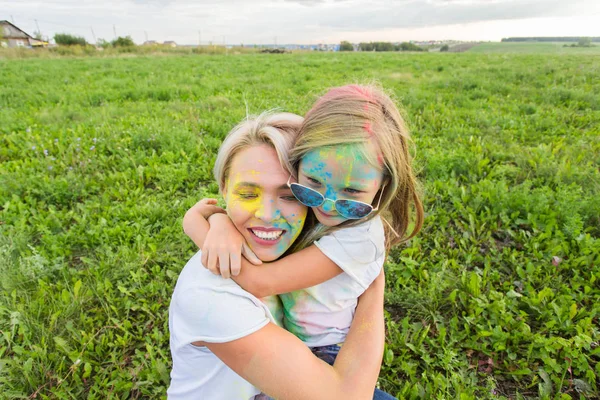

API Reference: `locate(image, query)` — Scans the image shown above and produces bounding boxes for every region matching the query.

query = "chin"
[254,250,280,262]
[319,219,341,227]
[314,214,344,227]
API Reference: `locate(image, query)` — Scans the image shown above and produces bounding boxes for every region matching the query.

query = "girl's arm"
[184,201,343,291]
[204,213,344,298]
[182,198,226,248]
[202,270,385,400]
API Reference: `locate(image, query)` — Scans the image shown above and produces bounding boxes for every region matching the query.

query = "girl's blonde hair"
[290,84,424,251]
[213,112,304,191]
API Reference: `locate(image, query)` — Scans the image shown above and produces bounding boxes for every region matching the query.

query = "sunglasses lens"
[290,184,324,207]
[336,200,373,219]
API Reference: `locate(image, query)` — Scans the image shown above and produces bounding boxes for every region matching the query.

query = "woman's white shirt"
[279,216,386,347]
[168,251,279,400]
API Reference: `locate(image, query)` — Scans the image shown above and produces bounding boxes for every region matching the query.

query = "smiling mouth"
[249,228,285,241]
[316,208,337,218]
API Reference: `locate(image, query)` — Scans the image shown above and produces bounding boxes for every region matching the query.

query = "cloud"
[2,0,598,44]
[282,0,351,6]
[299,0,595,31]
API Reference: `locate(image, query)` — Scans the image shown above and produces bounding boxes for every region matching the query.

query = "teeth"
[251,229,283,240]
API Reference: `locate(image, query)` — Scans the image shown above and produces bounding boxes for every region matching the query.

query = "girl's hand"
[201,213,262,279]
[190,198,227,219]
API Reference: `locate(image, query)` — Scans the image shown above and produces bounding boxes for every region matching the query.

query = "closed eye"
[307,176,321,185]
[344,188,363,194]
[237,193,258,199]
[281,195,298,202]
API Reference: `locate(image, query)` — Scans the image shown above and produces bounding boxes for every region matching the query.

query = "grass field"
[1,52,599,399]
[468,42,600,54]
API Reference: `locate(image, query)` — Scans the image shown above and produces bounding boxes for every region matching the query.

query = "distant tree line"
[565,38,595,48]
[340,41,353,51]
[53,33,135,47]
[339,41,425,52]
[502,37,600,43]
[54,33,87,46]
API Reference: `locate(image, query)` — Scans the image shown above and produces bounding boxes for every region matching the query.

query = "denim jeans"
[255,344,396,399]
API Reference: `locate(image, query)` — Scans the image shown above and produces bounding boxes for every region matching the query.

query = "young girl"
[185,84,423,396]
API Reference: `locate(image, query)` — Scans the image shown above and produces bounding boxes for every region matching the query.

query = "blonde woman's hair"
[213,112,304,191]
[289,84,424,251]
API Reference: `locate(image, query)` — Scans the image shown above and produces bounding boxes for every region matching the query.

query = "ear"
[221,179,229,198]
[381,173,391,188]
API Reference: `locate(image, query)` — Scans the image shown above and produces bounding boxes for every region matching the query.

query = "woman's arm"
[203,270,385,400]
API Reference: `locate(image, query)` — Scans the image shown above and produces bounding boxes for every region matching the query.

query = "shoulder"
[314,216,385,289]
[173,250,220,294]
[316,216,385,262]
[171,251,274,343]
[174,251,263,312]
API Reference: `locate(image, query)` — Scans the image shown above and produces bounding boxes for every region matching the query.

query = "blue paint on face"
[256,200,282,221]
[321,184,337,212]
[298,145,385,227]
[324,184,337,200]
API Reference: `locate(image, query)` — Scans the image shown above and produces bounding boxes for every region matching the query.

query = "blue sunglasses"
[287,176,385,220]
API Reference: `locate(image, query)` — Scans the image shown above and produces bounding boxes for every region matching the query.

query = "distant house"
[143,40,157,46]
[0,20,46,48]
[164,41,177,47]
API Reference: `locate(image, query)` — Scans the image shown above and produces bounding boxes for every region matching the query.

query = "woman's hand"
[201,213,262,279]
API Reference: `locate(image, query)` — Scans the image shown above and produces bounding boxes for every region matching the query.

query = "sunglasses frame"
[287,175,385,220]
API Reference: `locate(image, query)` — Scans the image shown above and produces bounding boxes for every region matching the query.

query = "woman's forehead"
[232,145,282,170]
[229,145,290,188]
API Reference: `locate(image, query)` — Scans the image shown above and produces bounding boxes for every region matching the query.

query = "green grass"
[469,42,600,54]
[1,52,599,399]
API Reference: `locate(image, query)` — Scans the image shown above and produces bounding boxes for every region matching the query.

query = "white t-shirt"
[279,216,386,347]
[168,251,280,400]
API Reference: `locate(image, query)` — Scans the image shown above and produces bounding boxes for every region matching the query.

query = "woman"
[168,112,388,399]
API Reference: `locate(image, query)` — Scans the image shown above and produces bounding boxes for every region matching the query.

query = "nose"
[321,185,337,213]
[321,199,336,213]
[255,199,281,222]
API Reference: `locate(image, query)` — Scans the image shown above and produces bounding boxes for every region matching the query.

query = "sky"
[3,0,600,45]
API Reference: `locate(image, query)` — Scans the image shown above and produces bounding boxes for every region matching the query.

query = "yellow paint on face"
[222,145,308,262]
[226,173,262,213]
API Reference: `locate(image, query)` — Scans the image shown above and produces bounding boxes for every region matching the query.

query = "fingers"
[242,243,262,265]
[218,249,231,279]
[230,252,241,277]
[206,248,220,275]
[200,198,218,205]
[201,248,208,269]
[207,205,227,215]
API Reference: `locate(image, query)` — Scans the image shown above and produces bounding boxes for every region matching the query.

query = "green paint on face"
[298,144,384,226]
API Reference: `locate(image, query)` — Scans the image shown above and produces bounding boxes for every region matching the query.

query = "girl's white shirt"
[279,216,386,347]
[167,251,280,400]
